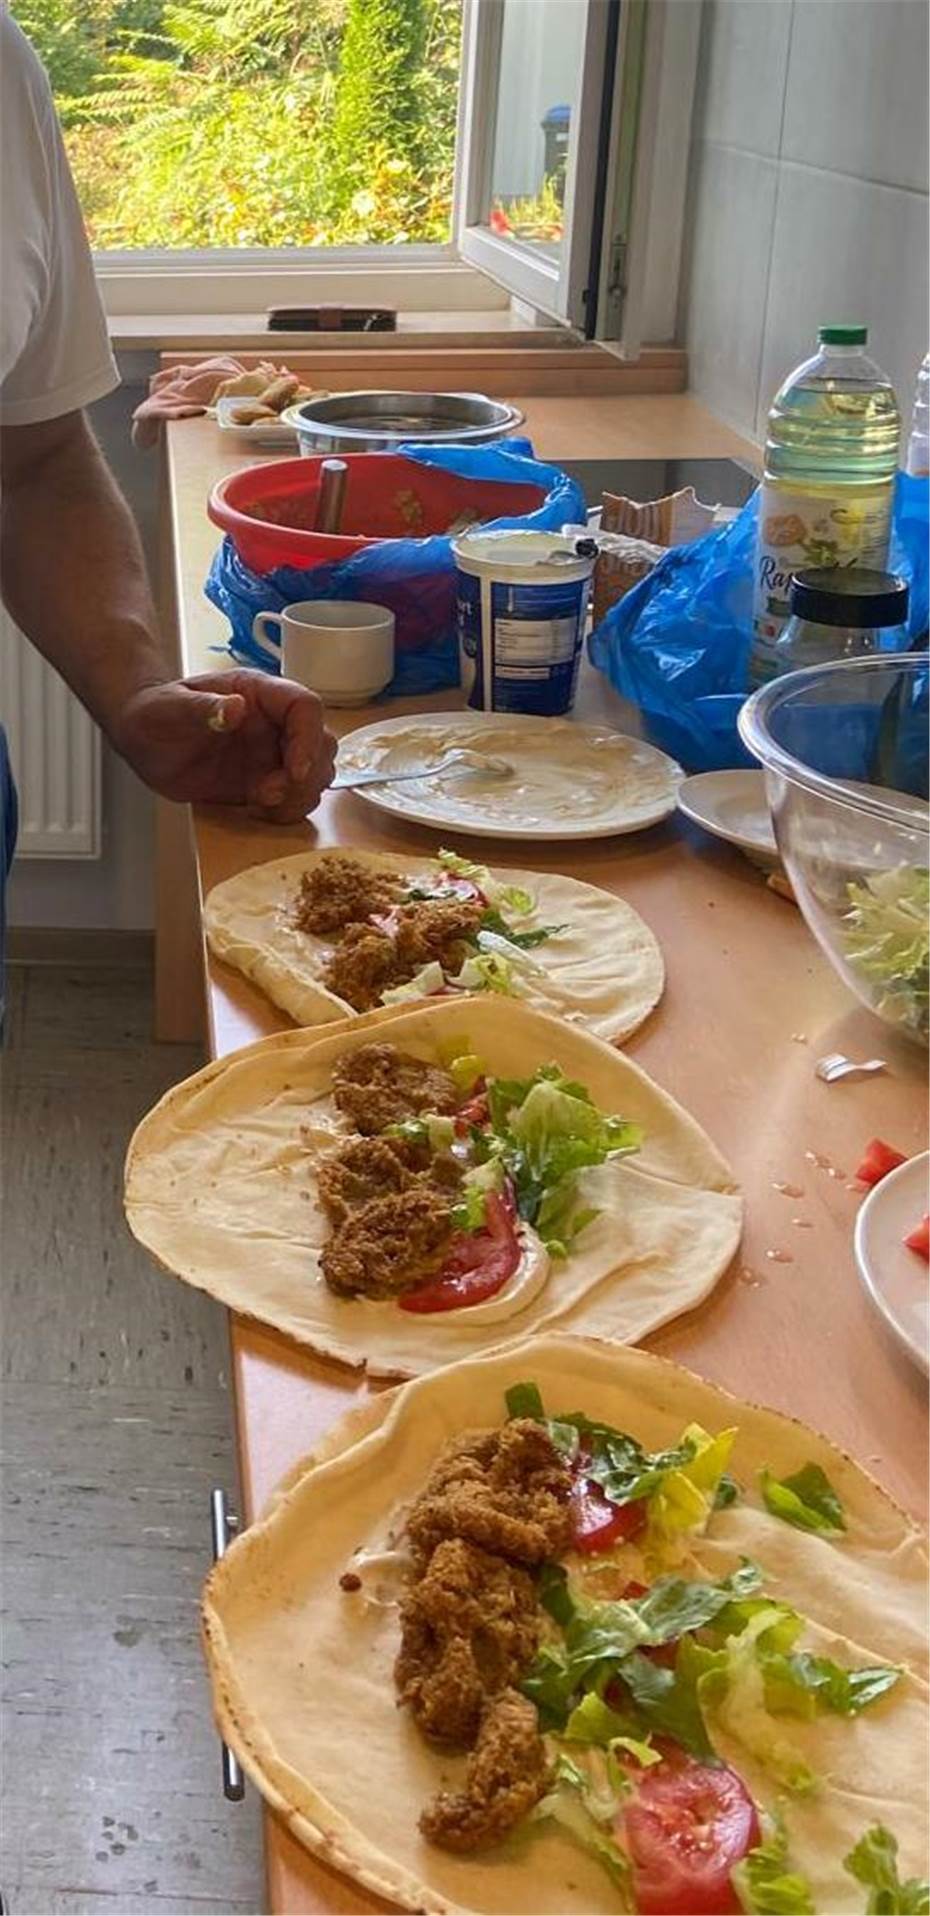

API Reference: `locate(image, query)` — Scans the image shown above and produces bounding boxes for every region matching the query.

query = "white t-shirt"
[0,7,119,426]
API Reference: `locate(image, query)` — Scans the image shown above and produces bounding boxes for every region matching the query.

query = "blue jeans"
[0,725,18,1017]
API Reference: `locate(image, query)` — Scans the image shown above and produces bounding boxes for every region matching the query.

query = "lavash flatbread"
[201,1335,929,1916]
[203,850,664,1043]
[124,998,742,1377]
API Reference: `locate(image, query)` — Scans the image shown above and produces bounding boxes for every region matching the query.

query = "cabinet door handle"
[209,1488,245,1801]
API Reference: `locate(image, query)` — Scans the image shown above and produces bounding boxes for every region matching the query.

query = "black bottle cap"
[789,568,909,629]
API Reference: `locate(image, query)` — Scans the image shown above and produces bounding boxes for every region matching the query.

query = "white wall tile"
[681,142,779,434]
[756,166,929,438]
[782,0,929,192]
[695,0,793,156]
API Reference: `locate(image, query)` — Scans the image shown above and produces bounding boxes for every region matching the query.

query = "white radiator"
[0,612,101,858]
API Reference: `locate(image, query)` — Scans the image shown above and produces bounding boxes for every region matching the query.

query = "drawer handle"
[210,1488,245,1802]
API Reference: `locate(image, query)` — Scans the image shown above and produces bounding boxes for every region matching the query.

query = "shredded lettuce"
[480,906,565,948]
[528,1752,633,1897]
[476,926,546,969]
[760,1652,900,1719]
[450,949,523,996]
[379,960,445,1004]
[450,1156,504,1232]
[843,866,930,1041]
[843,1824,930,1913]
[563,1692,639,1747]
[383,1114,456,1153]
[733,1816,816,1913]
[437,847,535,917]
[760,1463,846,1535]
[497,1071,640,1244]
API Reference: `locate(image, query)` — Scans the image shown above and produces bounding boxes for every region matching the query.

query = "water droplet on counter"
[773,1180,805,1198]
[846,1180,866,1194]
[738,1265,765,1288]
[791,1217,813,1229]
[765,1247,794,1264]
[826,1165,847,1180]
[791,1033,808,1044]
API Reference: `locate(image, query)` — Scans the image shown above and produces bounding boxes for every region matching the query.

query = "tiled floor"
[1,962,264,1914]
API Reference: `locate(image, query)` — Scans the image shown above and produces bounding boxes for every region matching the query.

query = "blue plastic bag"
[589,475,929,772]
[205,440,586,698]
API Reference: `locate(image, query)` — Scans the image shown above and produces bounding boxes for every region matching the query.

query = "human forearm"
[0,409,169,745]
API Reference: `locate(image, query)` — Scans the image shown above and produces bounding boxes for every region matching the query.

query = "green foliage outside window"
[14,0,461,248]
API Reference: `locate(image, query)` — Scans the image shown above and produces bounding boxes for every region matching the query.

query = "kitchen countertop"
[161,392,926,1914]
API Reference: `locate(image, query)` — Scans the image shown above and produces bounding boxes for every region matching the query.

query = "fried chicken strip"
[395,1538,541,1747]
[294,857,403,936]
[406,1420,573,1569]
[320,1186,453,1298]
[419,1689,550,1852]
[331,1044,459,1136]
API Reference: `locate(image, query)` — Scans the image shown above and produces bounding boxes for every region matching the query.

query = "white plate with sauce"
[334,712,683,842]
[677,769,779,868]
[854,1151,929,1374]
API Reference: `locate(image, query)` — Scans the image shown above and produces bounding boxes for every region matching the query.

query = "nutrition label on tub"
[494,616,579,678]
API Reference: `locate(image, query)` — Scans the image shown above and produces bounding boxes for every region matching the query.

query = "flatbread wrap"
[201,1336,929,1915]
[124,999,742,1377]
[203,848,664,1044]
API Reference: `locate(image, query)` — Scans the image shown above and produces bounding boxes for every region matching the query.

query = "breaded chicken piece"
[320,1186,453,1298]
[406,1420,573,1569]
[322,924,397,1012]
[392,898,484,975]
[294,857,403,936]
[331,1044,459,1136]
[317,1136,416,1227]
[419,1689,550,1851]
[395,1539,540,1747]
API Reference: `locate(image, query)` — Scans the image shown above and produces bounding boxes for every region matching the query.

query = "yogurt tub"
[452,528,596,717]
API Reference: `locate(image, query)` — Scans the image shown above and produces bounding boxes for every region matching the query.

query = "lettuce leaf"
[761,1652,900,1719]
[382,1114,456,1152]
[733,1817,815,1913]
[528,1753,633,1896]
[479,907,565,950]
[380,960,445,1004]
[843,1824,930,1913]
[760,1463,846,1534]
[844,866,930,1041]
[450,950,523,996]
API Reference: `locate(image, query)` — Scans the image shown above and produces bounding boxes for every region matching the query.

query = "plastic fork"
[815,1053,887,1084]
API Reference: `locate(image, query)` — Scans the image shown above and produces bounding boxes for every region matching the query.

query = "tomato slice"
[568,1479,648,1555]
[856,1138,907,1186]
[436,873,487,905]
[454,1085,490,1134]
[623,1750,760,1915]
[904,1214,930,1261]
[398,1190,520,1313]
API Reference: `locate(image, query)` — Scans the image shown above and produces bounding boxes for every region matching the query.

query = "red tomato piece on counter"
[904,1214,930,1261]
[623,1750,760,1915]
[568,1478,648,1554]
[398,1191,520,1313]
[856,1138,907,1186]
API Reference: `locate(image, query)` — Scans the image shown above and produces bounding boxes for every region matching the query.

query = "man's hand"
[116,670,337,820]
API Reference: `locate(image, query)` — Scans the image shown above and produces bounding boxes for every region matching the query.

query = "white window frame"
[455,0,614,329]
[452,0,701,345]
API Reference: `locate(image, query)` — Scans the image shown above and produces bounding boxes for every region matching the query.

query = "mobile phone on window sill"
[266,307,397,333]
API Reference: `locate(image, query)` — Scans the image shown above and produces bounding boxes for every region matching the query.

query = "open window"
[455,0,702,346]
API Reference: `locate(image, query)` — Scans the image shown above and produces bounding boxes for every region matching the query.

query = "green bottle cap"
[819,325,868,345]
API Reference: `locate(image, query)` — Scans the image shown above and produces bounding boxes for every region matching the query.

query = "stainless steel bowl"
[280,389,525,454]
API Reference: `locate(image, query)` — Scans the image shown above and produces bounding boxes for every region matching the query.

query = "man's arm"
[1,407,167,726]
[0,409,335,818]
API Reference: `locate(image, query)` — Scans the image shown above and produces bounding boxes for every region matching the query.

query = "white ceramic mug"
[251,600,395,707]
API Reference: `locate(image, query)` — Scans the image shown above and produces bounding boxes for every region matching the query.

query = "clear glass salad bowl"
[739,654,929,1044]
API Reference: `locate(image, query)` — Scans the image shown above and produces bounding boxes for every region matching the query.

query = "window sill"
[107,308,561,354]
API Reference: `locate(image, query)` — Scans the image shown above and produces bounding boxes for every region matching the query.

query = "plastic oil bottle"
[749,325,900,685]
